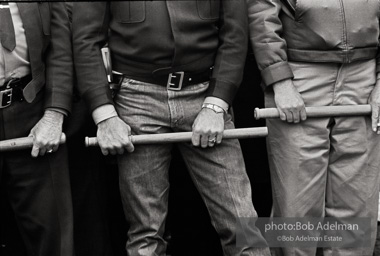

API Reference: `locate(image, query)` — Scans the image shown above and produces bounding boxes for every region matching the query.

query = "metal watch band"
[201,103,226,114]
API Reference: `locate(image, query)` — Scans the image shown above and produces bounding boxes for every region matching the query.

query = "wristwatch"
[201,103,227,114]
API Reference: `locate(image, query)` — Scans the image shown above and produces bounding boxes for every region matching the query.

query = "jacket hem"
[287,48,378,64]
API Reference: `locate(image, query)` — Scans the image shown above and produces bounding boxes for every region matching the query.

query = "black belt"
[112,68,212,91]
[0,75,32,108]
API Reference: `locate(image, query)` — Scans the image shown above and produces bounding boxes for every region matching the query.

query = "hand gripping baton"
[0,133,66,152]
[254,105,372,120]
[85,127,268,147]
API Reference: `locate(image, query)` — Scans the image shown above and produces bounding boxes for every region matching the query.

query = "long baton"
[0,133,66,152]
[84,127,268,147]
[254,105,372,120]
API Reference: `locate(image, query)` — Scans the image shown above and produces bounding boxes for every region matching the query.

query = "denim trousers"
[114,78,270,256]
[265,59,380,256]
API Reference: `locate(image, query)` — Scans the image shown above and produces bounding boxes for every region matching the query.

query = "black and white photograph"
[0,1,380,256]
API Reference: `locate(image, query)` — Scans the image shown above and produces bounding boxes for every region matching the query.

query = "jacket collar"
[286,0,296,10]
[281,0,296,16]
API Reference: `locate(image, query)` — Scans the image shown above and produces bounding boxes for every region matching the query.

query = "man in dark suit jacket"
[0,3,74,256]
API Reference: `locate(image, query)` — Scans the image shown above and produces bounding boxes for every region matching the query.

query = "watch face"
[215,108,223,113]
[213,105,224,113]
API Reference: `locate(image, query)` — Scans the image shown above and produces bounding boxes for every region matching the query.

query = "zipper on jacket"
[338,0,349,63]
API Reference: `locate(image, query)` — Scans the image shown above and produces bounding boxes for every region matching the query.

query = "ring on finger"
[208,138,216,147]
[47,149,53,153]
[208,137,216,143]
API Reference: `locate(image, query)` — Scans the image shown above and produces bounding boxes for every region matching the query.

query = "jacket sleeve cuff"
[82,85,114,113]
[261,61,294,87]
[44,89,72,114]
[205,78,238,106]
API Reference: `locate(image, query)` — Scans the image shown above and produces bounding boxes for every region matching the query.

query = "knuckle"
[110,144,119,151]
[193,127,201,134]
[199,129,209,135]
[122,139,131,147]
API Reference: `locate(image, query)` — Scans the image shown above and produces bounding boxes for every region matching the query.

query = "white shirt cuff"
[47,107,68,117]
[92,104,118,125]
[203,97,229,112]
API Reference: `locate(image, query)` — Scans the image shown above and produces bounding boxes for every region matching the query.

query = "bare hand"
[192,108,224,148]
[369,82,380,134]
[97,116,134,155]
[273,79,307,123]
[29,110,64,157]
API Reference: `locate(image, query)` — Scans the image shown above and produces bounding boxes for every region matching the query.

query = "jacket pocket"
[38,2,51,35]
[111,1,145,23]
[197,0,220,20]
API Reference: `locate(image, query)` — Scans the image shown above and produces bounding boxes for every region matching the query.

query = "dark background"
[0,50,272,256]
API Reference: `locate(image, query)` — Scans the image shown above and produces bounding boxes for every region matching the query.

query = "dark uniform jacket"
[72,1,248,112]
[17,2,73,112]
[248,0,380,87]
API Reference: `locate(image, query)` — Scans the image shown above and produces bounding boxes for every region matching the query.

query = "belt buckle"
[0,88,12,108]
[167,71,184,91]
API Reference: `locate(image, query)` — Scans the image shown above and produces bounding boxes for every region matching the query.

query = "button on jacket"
[248,0,380,87]
[73,1,248,112]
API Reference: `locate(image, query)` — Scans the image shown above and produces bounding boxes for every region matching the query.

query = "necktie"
[0,2,16,51]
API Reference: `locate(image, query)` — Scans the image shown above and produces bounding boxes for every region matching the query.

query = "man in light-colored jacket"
[248,0,380,255]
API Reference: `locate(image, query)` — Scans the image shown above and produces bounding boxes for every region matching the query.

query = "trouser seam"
[179,150,228,256]
[332,64,344,105]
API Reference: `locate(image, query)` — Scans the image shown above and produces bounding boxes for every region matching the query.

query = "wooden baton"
[254,105,372,120]
[85,127,268,147]
[0,133,66,152]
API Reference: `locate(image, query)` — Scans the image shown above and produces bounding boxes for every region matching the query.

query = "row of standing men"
[1,1,380,256]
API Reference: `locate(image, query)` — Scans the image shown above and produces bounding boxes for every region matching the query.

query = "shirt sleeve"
[92,104,118,125]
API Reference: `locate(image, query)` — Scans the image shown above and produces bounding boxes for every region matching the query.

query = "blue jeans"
[114,78,269,256]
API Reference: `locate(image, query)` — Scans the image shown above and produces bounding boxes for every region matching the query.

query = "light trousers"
[266,59,380,256]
